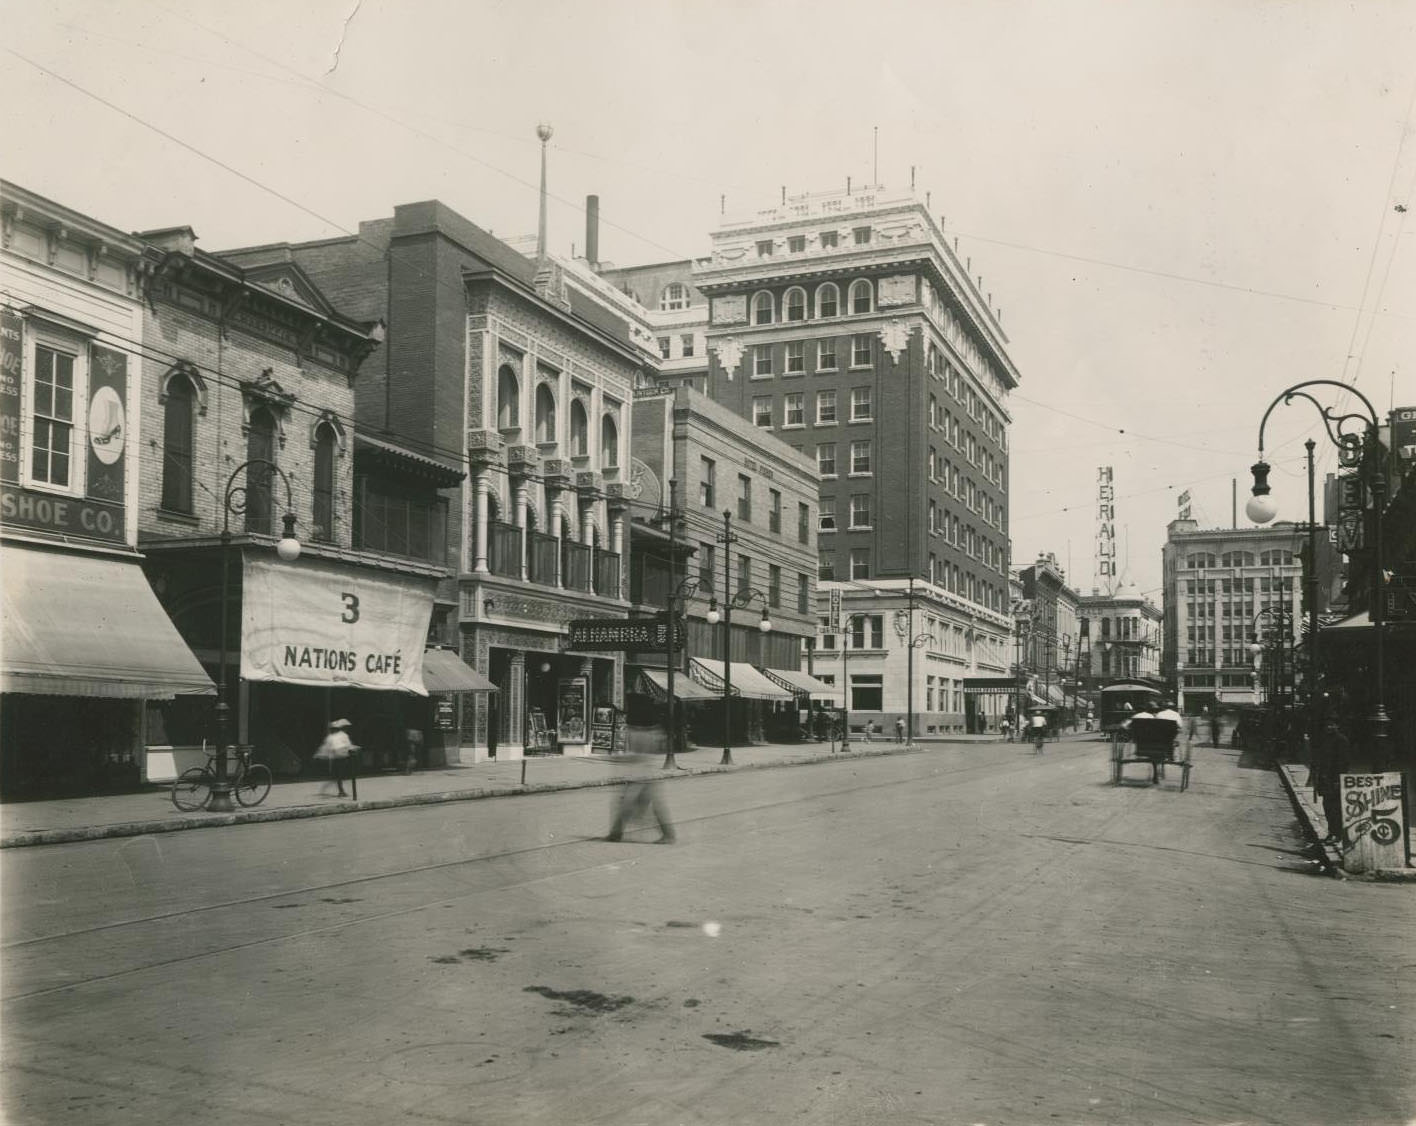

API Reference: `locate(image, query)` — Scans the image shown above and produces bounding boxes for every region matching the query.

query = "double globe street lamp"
[1246,379,1389,759]
[213,459,301,812]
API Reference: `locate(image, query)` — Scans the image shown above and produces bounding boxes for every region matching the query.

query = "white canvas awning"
[758,667,840,702]
[688,658,793,701]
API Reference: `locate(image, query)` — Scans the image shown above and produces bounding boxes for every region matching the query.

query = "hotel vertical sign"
[1095,466,1116,592]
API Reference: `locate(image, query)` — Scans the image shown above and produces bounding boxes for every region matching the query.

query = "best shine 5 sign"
[241,555,435,694]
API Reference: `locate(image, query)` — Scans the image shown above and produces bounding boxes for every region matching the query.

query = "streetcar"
[1097,678,1167,735]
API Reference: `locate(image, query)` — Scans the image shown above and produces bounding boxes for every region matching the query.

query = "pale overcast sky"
[5,0,1414,599]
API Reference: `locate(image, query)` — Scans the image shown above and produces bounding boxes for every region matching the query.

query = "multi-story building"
[1162,519,1306,714]
[1078,586,1163,687]
[627,384,822,743]
[229,199,645,761]
[1017,553,1082,710]
[691,185,1020,735]
[0,183,213,798]
[133,223,468,783]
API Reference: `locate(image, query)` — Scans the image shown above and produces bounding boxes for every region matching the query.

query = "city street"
[3,739,1412,1126]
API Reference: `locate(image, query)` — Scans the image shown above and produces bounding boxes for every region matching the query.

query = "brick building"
[690,185,1018,735]
[228,200,646,760]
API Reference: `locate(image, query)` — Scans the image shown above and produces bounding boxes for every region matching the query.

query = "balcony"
[507,445,541,475]
[595,550,621,599]
[488,520,522,579]
[563,540,592,593]
[528,530,559,585]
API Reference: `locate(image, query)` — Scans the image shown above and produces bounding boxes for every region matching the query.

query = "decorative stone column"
[504,651,526,760]
[514,480,530,580]
[473,470,491,574]
[605,482,629,602]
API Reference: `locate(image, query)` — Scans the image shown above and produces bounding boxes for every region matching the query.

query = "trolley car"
[1097,678,1167,735]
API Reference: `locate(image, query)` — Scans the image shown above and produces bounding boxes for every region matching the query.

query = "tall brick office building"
[691,186,1020,734]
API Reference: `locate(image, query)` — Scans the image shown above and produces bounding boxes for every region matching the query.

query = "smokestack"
[847,175,852,194]
[585,195,600,270]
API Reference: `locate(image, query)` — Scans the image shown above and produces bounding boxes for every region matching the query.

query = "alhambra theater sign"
[241,555,434,693]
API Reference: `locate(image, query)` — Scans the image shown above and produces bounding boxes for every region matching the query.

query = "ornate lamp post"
[1246,380,1389,758]
[214,459,300,812]
[704,509,771,765]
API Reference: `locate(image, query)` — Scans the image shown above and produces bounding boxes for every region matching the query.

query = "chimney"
[585,195,600,270]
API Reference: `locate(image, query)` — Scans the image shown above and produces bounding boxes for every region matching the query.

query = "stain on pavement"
[523,985,634,1013]
[703,1030,779,1051]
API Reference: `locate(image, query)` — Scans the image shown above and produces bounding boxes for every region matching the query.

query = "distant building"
[1017,554,1082,710]
[691,184,1020,736]
[1162,518,1306,713]
[1078,586,1163,685]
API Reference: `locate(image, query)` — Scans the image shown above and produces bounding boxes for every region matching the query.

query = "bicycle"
[171,745,272,811]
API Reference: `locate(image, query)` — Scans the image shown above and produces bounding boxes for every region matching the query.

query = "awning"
[689,657,793,701]
[421,648,497,692]
[635,666,718,702]
[1,543,215,698]
[758,667,839,701]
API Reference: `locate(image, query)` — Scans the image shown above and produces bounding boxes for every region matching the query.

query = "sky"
[4,0,1414,601]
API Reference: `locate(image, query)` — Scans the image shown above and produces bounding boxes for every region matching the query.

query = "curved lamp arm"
[222,458,300,561]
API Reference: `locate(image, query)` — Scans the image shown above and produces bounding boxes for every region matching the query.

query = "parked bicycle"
[171,745,272,811]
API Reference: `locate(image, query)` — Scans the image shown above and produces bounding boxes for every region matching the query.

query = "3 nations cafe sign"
[241,555,434,694]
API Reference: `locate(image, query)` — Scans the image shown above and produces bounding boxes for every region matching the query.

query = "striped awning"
[635,666,718,702]
[758,667,840,702]
[688,658,793,701]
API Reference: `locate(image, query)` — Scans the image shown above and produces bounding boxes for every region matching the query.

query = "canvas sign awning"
[241,555,435,694]
[0,543,214,698]
[688,658,793,701]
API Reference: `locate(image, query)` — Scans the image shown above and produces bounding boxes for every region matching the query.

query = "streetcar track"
[3,745,1106,1002]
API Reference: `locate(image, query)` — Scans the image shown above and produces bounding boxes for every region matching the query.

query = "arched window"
[752,291,774,325]
[569,399,589,457]
[312,423,336,543]
[244,407,276,534]
[784,287,806,322]
[161,374,196,514]
[849,279,874,315]
[600,414,619,469]
[535,383,557,445]
[660,283,690,311]
[816,282,839,318]
[497,365,520,431]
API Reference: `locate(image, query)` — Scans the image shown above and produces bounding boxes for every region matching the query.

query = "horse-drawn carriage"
[1111,715,1192,790]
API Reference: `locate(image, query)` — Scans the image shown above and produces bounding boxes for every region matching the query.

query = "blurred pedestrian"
[606,753,675,843]
[315,718,357,797]
[895,716,906,744]
[1000,715,1012,743]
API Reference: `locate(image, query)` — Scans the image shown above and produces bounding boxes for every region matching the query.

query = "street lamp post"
[214,459,300,813]
[705,509,770,765]
[1246,379,1389,760]
[662,479,684,770]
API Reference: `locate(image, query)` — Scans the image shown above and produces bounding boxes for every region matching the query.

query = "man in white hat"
[316,719,357,797]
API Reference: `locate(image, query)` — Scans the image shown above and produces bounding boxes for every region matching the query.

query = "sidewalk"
[0,732,1032,849]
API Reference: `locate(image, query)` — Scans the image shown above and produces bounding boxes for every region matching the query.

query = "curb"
[1275,764,1344,877]
[0,741,924,850]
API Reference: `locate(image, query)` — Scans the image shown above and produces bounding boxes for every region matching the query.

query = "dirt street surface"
[3,740,1412,1125]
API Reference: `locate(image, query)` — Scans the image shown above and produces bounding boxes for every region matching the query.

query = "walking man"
[895,716,906,744]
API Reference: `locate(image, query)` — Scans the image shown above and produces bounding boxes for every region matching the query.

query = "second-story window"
[768,564,781,608]
[570,399,589,457]
[312,422,337,543]
[534,383,557,444]
[798,501,810,543]
[738,474,752,521]
[244,407,277,534]
[769,489,782,532]
[160,370,196,514]
[737,552,751,594]
[700,456,715,507]
[30,345,76,487]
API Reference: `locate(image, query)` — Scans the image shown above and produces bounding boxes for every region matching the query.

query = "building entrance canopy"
[241,555,435,694]
[634,666,718,702]
[421,648,497,693]
[0,543,214,698]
